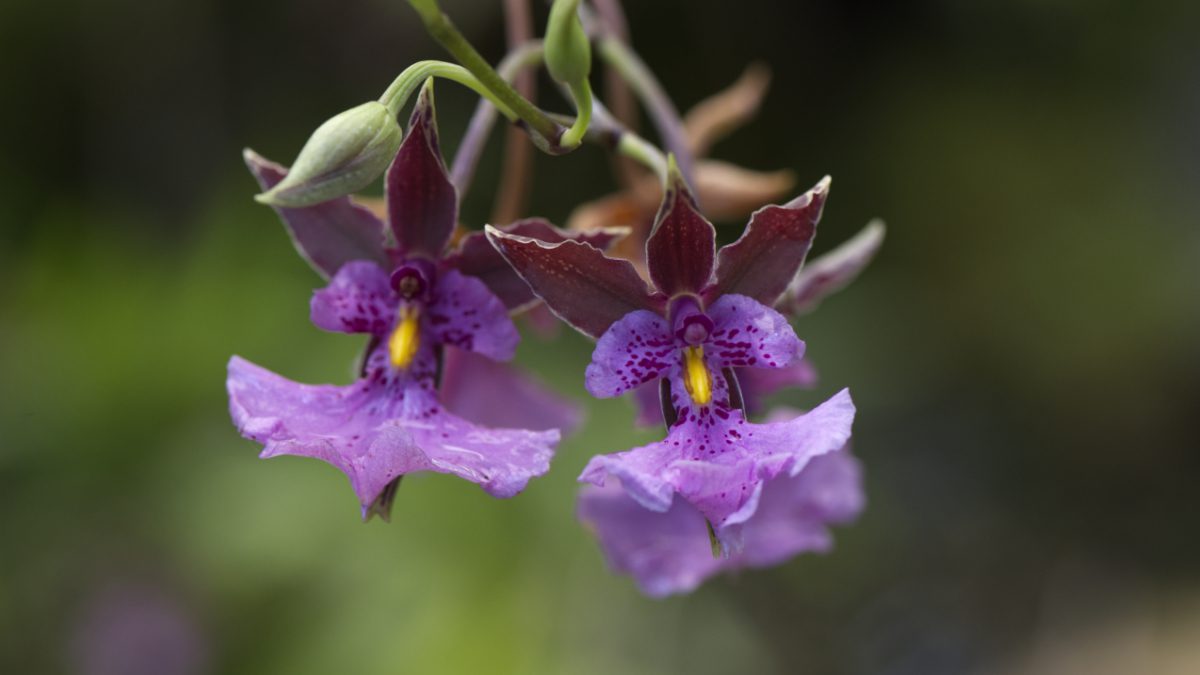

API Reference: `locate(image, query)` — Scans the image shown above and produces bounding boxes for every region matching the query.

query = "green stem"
[450,41,545,193]
[406,0,563,145]
[616,131,666,181]
[573,98,667,180]
[597,36,695,186]
[378,60,518,121]
[560,80,593,149]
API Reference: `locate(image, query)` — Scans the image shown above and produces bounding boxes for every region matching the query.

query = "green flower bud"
[544,0,590,87]
[255,101,403,208]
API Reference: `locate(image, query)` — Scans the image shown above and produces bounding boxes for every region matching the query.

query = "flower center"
[682,345,712,406]
[668,295,713,345]
[388,305,421,369]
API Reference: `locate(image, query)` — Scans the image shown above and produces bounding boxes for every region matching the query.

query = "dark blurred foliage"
[2,1,1199,674]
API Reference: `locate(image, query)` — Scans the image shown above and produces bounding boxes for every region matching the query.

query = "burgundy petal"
[485,226,663,339]
[244,149,389,279]
[645,164,716,296]
[445,219,628,311]
[385,80,458,258]
[785,219,885,315]
[712,177,830,306]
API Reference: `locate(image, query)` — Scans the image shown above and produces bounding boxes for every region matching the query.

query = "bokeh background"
[2,0,1198,673]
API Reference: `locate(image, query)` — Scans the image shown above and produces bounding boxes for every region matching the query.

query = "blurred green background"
[2,0,1198,673]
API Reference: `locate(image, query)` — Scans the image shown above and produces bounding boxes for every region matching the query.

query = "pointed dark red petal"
[244,149,388,279]
[386,82,458,258]
[712,177,829,306]
[485,226,662,338]
[645,175,716,296]
[445,219,627,311]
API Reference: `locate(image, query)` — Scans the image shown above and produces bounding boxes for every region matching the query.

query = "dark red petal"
[645,163,716,296]
[485,226,663,338]
[712,176,830,306]
[386,80,458,258]
[445,219,628,311]
[244,148,388,279]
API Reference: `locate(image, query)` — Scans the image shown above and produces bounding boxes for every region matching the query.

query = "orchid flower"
[227,82,609,519]
[488,162,855,554]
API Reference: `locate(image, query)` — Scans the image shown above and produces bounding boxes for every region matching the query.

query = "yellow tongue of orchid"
[388,305,421,369]
[682,345,712,406]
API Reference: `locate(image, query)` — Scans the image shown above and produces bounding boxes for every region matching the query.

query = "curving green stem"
[406,0,564,146]
[573,97,668,181]
[378,60,517,121]
[616,131,666,181]
[597,35,696,187]
[560,79,593,149]
[450,42,545,193]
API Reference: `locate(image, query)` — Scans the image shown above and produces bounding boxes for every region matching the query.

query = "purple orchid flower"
[578,408,864,597]
[630,219,885,424]
[227,83,608,519]
[587,221,881,595]
[487,165,855,554]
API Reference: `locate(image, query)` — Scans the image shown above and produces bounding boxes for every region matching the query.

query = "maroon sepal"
[785,219,884,314]
[446,219,628,311]
[485,226,663,338]
[244,148,388,279]
[385,80,458,258]
[711,176,829,306]
[645,162,716,297]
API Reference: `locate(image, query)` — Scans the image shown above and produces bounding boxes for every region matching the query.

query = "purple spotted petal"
[428,269,518,362]
[712,177,829,306]
[396,388,558,499]
[244,149,388,278]
[785,220,885,315]
[735,360,819,416]
[485,226,663,339]
[438,347,582,434]
[386,82,457,257]
[227,356,557,516]
[577,449,863,598]
[445,219,627,311]
[705,294,803,370]
[577,481,719,597]
[579,388,855,549]
[646,169,716,296]
[310,260,397,335]
[586,310,676,398]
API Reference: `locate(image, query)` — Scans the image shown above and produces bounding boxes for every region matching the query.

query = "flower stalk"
[378,61,517,121]
[450,42,545,194]
[597,36,696,187]
[405,0,566,149]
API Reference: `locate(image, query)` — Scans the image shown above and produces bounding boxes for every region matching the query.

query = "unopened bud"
[255,101,402,207]
[544,0,590,87]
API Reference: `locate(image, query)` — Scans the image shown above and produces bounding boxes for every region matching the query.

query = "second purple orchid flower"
[488,161,859,587]
[584,216,884,597]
